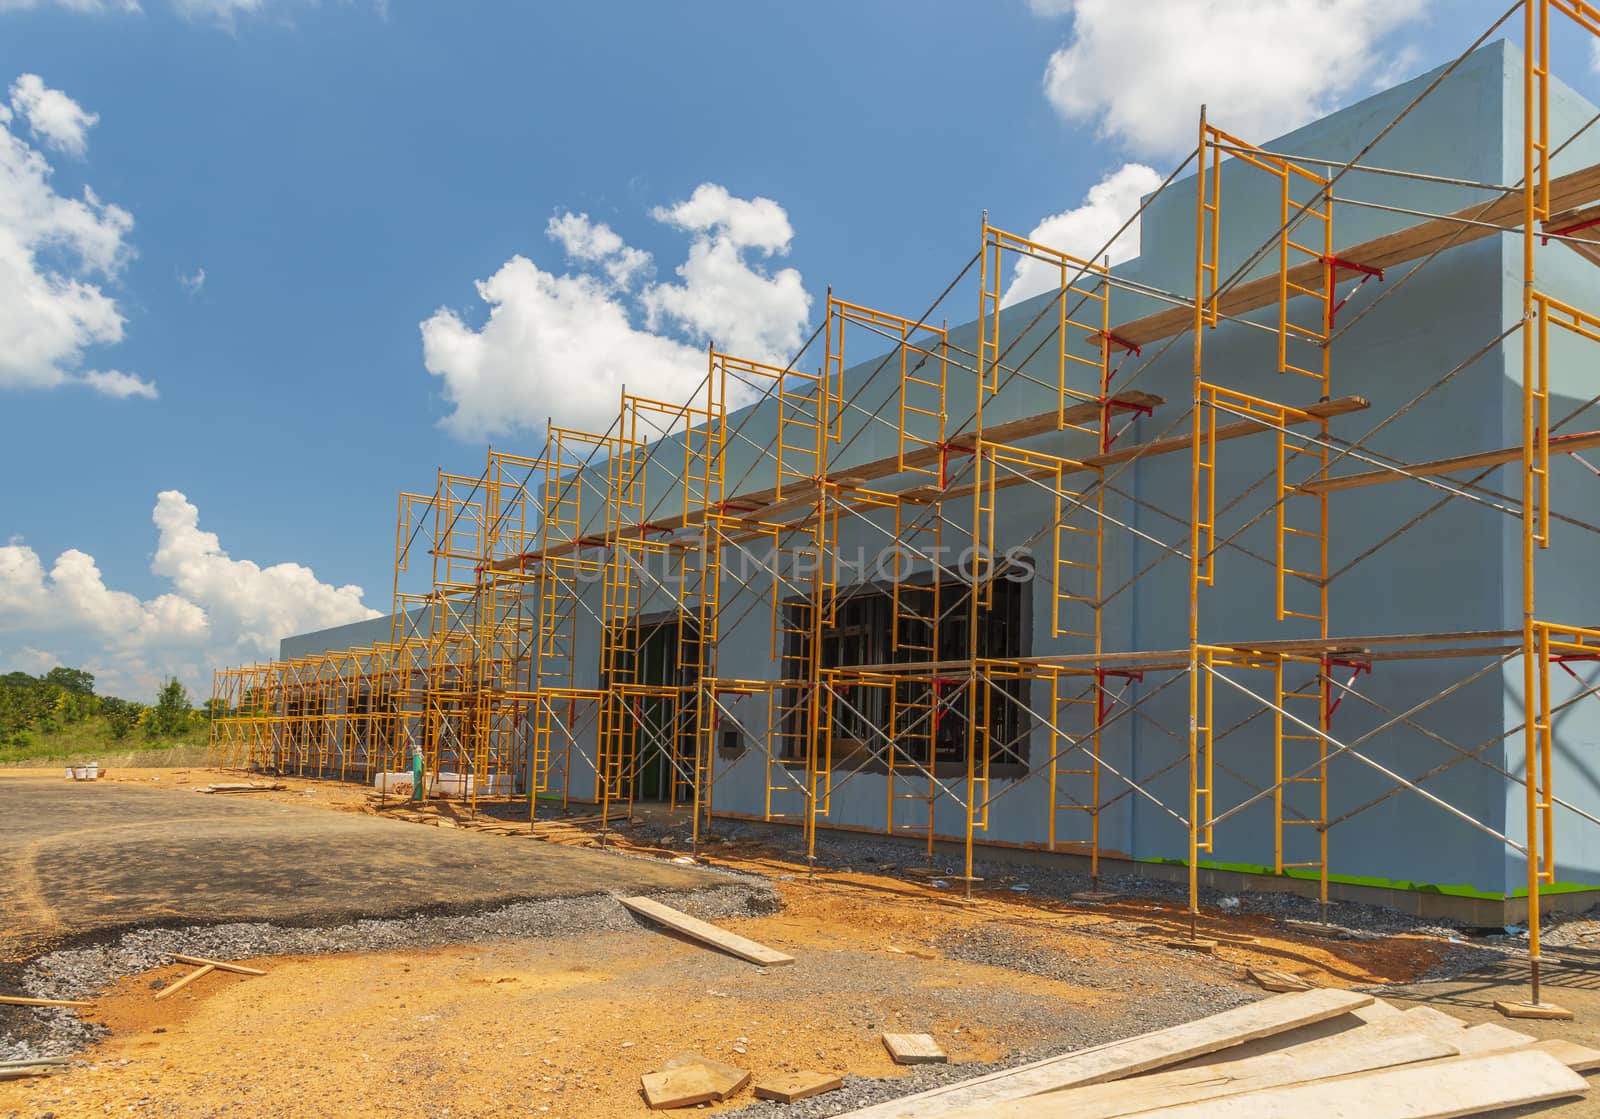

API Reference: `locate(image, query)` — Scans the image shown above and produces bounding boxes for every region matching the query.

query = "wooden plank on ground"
[1085,1048,1587,1119]
[659,1052,750,1098]
[1494,998,1575,1020]
[1247,967,1312,992]
[883,1033,947,1065]
[944,1027,1457,1119]
[833,989,1374,1119]
[170,954,266,976]
[1535,1038,1600,1072]
[1415,1024,1600,1071]
[1386,1006,1469,1038]
[0,995,91,1008]
[1176,999,1420,1070]
[153,964,214,1001]
[755,1071,845,1102]
[618,896,794,967]
[641,1062,728,1109]
[0,1057,72,1069]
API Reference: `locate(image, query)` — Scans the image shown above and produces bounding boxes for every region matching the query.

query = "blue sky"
[0,0,1593,699]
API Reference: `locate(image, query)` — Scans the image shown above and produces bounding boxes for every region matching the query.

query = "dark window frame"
[779,575,1032,774]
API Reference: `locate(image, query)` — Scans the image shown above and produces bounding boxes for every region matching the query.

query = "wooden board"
[1083,1048,1587,1119]
[0,995,91,1008]
[659,1052,750,1098]
[170,954,267,976]
[944,1027,1456,1119]
[1536,1038,1600,1073]
[930,396,1369,507]
[834,989,1374,1118]
[1247,967,1312,992]
[0,1057,71,1069]
[1385,1006,1469,1038]
[883,1033,948,1065]
[153,964,214,1001]
[1177,1000,1427,1070]
[1494,999,1575,1021]
[618,896,794,966]
[1110,162,1600,349]
[1449,1022,1536,1055]
[641,1063,726,1109]
[755,1071,845,1102]
[1300,430,1600,494]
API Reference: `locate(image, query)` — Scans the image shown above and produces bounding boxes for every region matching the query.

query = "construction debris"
[1494,999,1576,1022]
[882,1033,948,1065]
[169,954,267,976]
[640,1062,734,1109]
[839,991,1597,1119]
[844,990,1374,1117]
[0,1057,72,1069]
[659,1052,750,1097]
[0,995,92,1008]
[153,963,216,1001]
[754,1070,845,1102]
[618,895,794,966]
[0,1066,58,1081]
[1246,967,1314,992]
[197,782,285,794]
[153,955,266,1001]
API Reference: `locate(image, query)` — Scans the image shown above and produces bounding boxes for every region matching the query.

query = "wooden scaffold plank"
[618,896,794,967]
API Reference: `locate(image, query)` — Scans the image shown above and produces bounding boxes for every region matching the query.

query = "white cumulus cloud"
[0,73,154,399]
[421,184,810,440]
[1003,162,1161,306]
[642,184,810,362]
[8,74,99,157]
[0,491,381,699]
[546,212,651,288]
[79,368,158,398]
[1037,0,1430,158]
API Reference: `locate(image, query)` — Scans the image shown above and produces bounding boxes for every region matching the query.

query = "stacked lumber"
[838,990,1596,1119]
[197,782,284,794]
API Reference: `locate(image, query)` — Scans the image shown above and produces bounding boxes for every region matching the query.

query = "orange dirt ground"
[1,769,1448,1119]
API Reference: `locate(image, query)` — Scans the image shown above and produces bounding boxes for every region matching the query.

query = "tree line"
[0,667,207,748]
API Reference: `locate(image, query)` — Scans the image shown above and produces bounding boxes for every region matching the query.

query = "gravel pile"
[1,877,773,1064]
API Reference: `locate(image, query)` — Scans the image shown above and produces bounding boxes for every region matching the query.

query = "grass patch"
[0,716,209,768]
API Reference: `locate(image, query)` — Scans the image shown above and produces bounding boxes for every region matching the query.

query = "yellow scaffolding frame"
[206,4,1600,1012]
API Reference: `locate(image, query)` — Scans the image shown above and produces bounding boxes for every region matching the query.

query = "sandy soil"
[0,769,1460,1118]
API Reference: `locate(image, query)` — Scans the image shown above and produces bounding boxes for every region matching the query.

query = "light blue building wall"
[283,42,1600,906]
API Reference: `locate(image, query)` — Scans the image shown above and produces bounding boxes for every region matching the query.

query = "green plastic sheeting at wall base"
[1139,856,1595,901]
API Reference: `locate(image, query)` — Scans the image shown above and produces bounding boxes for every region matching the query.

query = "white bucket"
[71,765,87,780]
[85,763,99,780]
[64,766,74,781]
